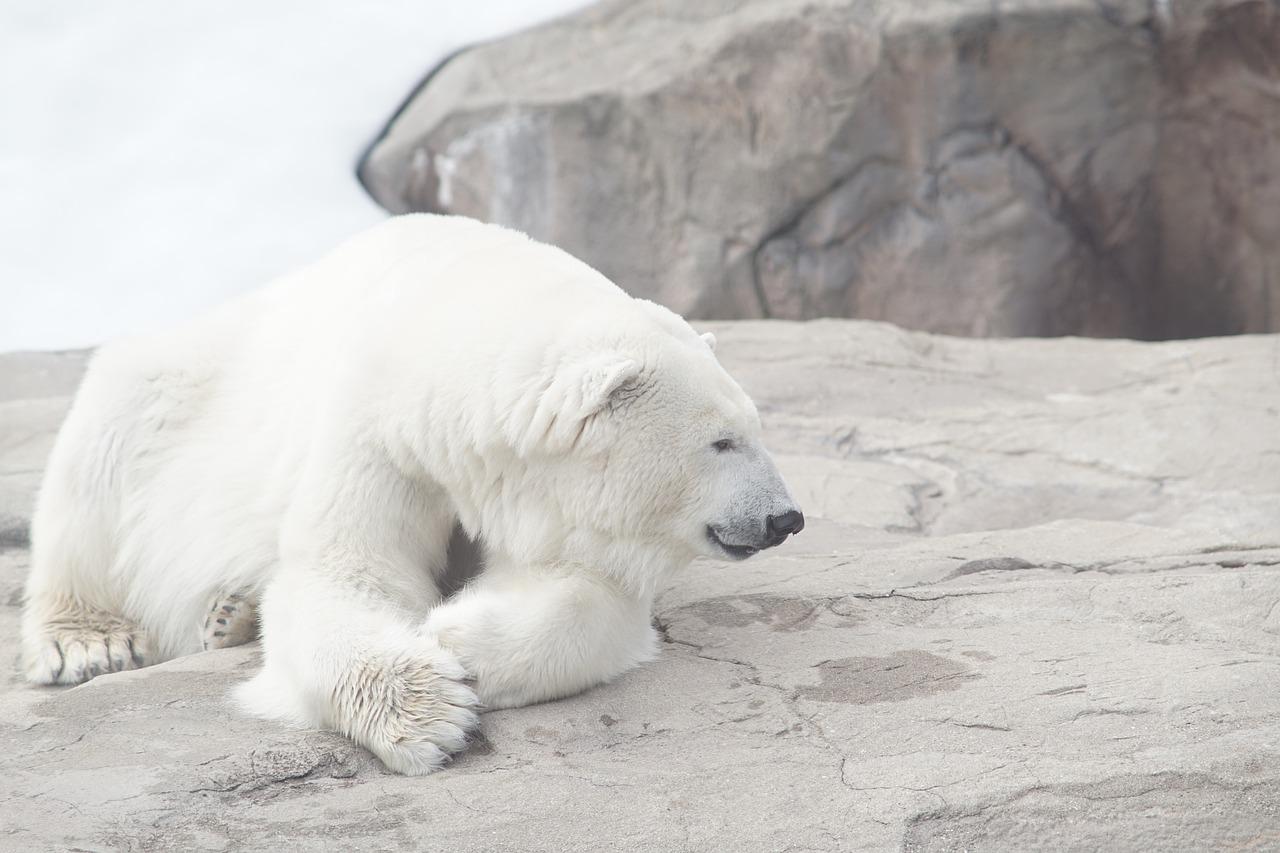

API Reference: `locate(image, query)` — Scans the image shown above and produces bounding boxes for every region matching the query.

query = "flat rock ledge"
[2,322,1278,851]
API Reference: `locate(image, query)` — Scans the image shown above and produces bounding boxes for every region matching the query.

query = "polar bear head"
[503,301,803,579]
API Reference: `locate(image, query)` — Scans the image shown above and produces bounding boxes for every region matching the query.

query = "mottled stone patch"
[797,651,978,704]
[678,594,825,632]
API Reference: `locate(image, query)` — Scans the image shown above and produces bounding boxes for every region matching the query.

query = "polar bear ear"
[508,351,643,455]
[700,332,717,352]
[573,352,643,419]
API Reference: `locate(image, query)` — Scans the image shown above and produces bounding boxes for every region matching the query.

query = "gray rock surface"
[361,0,1280,339]
[2,324,1279,851]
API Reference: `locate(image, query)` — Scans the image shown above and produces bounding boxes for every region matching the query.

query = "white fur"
[21,214,799,774]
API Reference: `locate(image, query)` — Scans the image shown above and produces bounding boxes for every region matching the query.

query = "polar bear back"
[263,213,636,338]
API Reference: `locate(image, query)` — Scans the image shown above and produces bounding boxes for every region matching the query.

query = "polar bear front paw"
[23,606,150,685]
[339,644,482,776]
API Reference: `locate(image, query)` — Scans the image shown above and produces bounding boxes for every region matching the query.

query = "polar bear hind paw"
[202,591,258,651]
[23,606,150,685]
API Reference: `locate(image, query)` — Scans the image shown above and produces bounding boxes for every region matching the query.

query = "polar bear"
[21,214,803,774]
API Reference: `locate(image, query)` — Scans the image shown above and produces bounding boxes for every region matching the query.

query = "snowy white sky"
[0,1,591,352]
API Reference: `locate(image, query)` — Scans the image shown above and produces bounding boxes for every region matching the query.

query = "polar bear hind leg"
[21,595,150,685]
[21,500,151,685]
[21,403,152,685]
[202,590,258,651]
[21,342,217,685]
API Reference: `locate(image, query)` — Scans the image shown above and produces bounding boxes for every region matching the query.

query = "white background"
[0,1,590,352]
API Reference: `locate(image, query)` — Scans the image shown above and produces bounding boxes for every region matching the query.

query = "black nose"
[767,510,805,539]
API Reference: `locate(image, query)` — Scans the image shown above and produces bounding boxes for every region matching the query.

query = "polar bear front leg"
[424,563,658,711]
[239,565,481,776]
[235,446,480,775]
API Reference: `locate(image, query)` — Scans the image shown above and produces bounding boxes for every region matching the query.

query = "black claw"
[52,642,66,682]
[216,618,227,625]
[212,630,226,638]
[127,637,145,667]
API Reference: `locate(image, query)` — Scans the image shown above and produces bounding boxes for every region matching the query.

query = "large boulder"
[360,0,1280,339]
[2,325,1279,850]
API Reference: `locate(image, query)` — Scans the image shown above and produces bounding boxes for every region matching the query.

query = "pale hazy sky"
[0,1,591,352]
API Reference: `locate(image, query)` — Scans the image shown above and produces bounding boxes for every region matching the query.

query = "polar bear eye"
[712,438,734,452]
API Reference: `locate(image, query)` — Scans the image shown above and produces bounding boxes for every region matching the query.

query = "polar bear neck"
[557,527,689,602]
[468,481,688,603]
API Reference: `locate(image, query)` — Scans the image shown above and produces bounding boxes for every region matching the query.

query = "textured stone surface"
[2,324,1279,851]
[361,0,1280,339]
